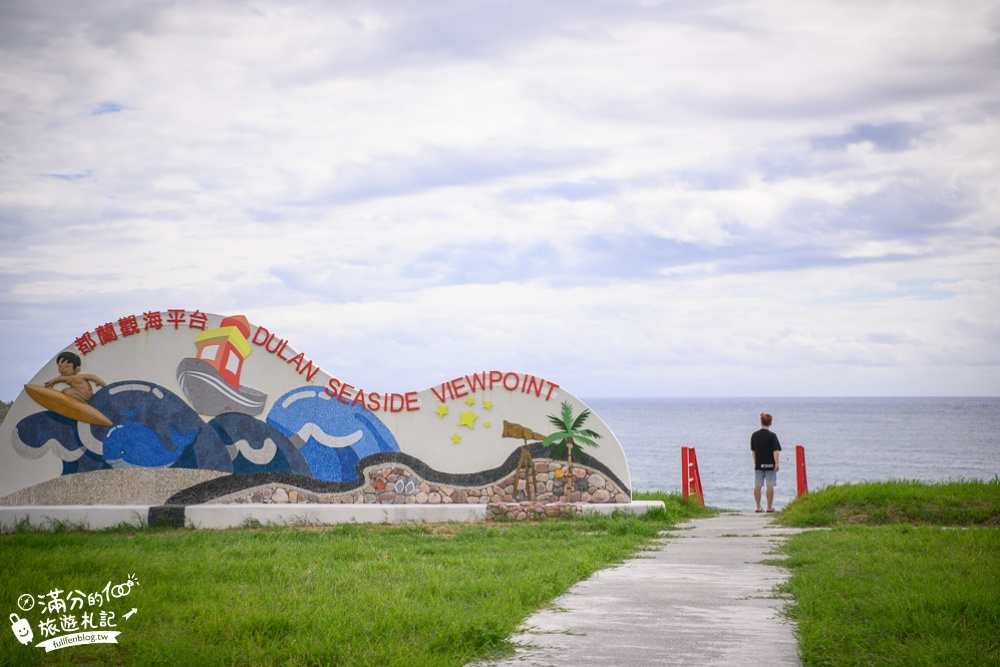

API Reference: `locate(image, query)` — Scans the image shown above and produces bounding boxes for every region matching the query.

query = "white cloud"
[1,0,998,400]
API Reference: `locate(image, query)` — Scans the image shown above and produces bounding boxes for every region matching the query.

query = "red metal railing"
[796,445,808,498]
[681,446,705,506]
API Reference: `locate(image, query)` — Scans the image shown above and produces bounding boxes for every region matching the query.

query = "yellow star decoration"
[458,410,478,429]
[451,433,462,444]
[465,396,475,406]
[483,400,493,410]
[483,421,491,428]
[435,404,449,418]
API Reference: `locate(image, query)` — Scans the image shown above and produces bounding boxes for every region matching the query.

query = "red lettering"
[489,370,503,389]
[451,377,468,398]
[524,375,543,398]
[252,326,271,346]
[188,310,209,331]
[351,388,366,408]
[142,311,163,331]
[325,378,341,397]
[430,385,448,403]
[503,372,520,391]
[468,372,488,393]
[96,323,118,346]
[166,309,186,329]
[366,392,382,411]
[75,332,98,355]
[337,383,355,405]
[405,392,420,411]
[118,315,140,337]
[388,393,405,412]
[253,327,324,381]
[545,381,559,400]
[288,352,305,371]
[301,360,320,382]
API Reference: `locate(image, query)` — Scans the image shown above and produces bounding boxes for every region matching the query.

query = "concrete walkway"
[468,512,806,667]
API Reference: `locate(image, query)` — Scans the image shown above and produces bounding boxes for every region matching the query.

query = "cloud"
[89,102,125,115]
[0,0,998,400]
[302,145,603,206]
[44,170,92,180]
[811,122,929,153]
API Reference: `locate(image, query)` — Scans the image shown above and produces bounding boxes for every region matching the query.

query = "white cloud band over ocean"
[1,0,998,400]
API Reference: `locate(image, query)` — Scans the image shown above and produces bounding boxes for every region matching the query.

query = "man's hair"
[760,412,773,427]
[57,351,82,369]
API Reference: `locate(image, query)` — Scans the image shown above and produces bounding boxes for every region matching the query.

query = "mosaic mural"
[0,311,632,507]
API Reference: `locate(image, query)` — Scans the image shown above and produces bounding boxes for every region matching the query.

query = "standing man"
[751,412,782,513]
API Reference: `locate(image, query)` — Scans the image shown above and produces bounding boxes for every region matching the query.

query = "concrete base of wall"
[0,501,664,531]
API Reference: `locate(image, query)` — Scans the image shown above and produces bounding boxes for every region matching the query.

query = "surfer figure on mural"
[45,351,106,402]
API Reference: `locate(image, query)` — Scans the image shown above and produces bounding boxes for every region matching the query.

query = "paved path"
[468,512,806,667]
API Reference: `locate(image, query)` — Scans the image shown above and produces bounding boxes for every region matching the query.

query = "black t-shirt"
[750,428,781,470]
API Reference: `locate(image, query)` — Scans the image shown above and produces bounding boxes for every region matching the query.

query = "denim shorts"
[754,469,777,487]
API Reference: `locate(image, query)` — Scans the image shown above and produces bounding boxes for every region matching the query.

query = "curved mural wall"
[0,310,632,507]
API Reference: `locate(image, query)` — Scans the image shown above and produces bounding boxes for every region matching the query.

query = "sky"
[1,0,998,401]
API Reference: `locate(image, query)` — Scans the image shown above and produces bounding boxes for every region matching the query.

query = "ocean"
[584,397,1000,511]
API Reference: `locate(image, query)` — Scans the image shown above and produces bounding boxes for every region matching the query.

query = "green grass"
[778,479,1000,527]
[777,480,1000,667]
[0,492,712,667]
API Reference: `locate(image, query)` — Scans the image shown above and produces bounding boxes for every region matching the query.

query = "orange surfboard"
[24,384,114,427]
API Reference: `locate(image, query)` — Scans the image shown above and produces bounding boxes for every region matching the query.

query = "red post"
[681,447,690,501]
[795,445,808,498]
[689,448,705,506]
[681,446,705,506]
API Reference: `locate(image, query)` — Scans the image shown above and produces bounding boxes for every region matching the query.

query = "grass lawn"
[5,481,997,666]
[777,480,1000,667]
[779,479,1000,528]
[0,492,712,667]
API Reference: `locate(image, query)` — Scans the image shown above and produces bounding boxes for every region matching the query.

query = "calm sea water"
[585,397,1000,511]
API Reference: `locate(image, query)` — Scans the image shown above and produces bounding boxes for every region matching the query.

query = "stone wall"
[214,459,630,507]
[485,502,586,521]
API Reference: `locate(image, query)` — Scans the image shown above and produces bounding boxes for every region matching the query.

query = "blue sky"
[1,0,998,400]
